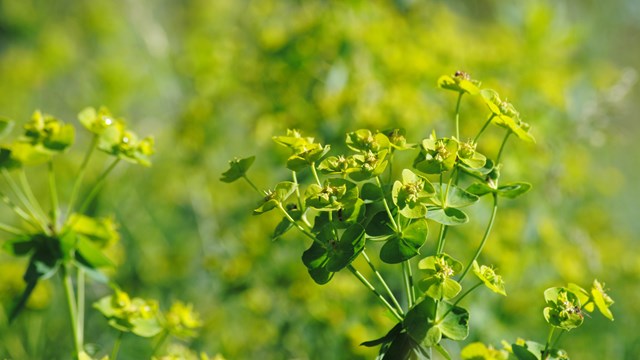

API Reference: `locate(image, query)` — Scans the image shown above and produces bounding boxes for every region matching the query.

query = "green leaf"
[361,182,383,202]
[325,223,366,272]
[426,207,468,225]
[301,241,333,285]
[404,297,437,343]
[466,182,495,197]
[432,184,479,208]
[425,326,442,347]
[361,323,403,347]
[436,301,469,340]
[220,156,255,183]
[76,235,114,268]
[379,219,428,264]
[497,182,531,199]
[3,235,36,256]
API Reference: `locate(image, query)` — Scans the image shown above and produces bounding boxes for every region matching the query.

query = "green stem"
[542,326,556,359]
[19,169,49,227]
[0,191,39,229]
[435,224,447,255]
[348,265,403,322]
[111,331,124,360]
[48,161,60,231]
[291,171,305,211]
[242,175,261,194]
[77,158,121,215]
[310,162,322,186]
[474,114,495,143]
[152,330,169,356]
[0,222,24,235]
[438,282,483,322]
[402,261,415,308]
[362,250,404,315]
[454,92,464,140]
[67,135,98,217]
[550,329,565,350]
[277,203,327,250]
[375,177,398,231]
[459,193,498,281]
[496,132,511,165]
[61,265,81,359]
[2,169,48,233]
[77,268,85,347]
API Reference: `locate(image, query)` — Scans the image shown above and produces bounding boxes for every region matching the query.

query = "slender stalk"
[454,92,464,140]
[111,331,124,360]
[77,158,121,215]
[77,268,85,347]
[2,169,48,232]
[362,250,404,315]
[0,222,23,235]
[375,177,398,231]
[435,224,447,255]
[542,326,556,359]
[459,193,498,281]
[348,265,403,322]
[438,282,483,322]
[152,330,169,356]
[0,191,39,229]
[402,261,415,308]
[496,132,511,165]
[277,203,327,250]
[67,135,98,217]
[18,169,49,226]
[550,329,565,350]
[310,162,322,186]
[61,266,81,359]
[48,161,60,231]
[291,171,305,211]
[473,114,495,143]
[242,175,261,194]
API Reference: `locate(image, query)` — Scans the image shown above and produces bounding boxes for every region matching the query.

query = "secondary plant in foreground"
[223,71,614,359]
[0,108,208,359]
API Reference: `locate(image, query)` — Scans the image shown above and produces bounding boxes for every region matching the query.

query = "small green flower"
[272,129,315,152]
[273,129,330,171]
[481,89,535,143]
[317,155,356,175]
[78,107,118,135]
[220,156,255,183]
[543,287,584,331]
[348,149,388,181]
[345,129,390,153]
[418,254,463,300]
[437,71,481,95]
[94,288,162,337]
[456,139,486,169]
[98,120,155,166]
[253,181,297,214]
[383,128,412,150]
[413,132,458,174]
[591,279,614,321]
[164,301,202,339]
[472,261,506,296]
[391,169,434,219]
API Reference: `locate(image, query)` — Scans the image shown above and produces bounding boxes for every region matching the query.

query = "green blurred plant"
[0,107,208,359]
[223,72,615,359]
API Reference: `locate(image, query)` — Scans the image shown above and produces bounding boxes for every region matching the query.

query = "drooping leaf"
[431,184,479,209]
[497,182,531,199]
[426,207,468,225]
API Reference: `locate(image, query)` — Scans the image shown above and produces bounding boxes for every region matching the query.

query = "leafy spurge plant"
[0,107,205,360]
[223,71,614,359]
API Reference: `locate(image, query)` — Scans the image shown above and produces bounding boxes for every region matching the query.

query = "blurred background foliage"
[0,0,639,359]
